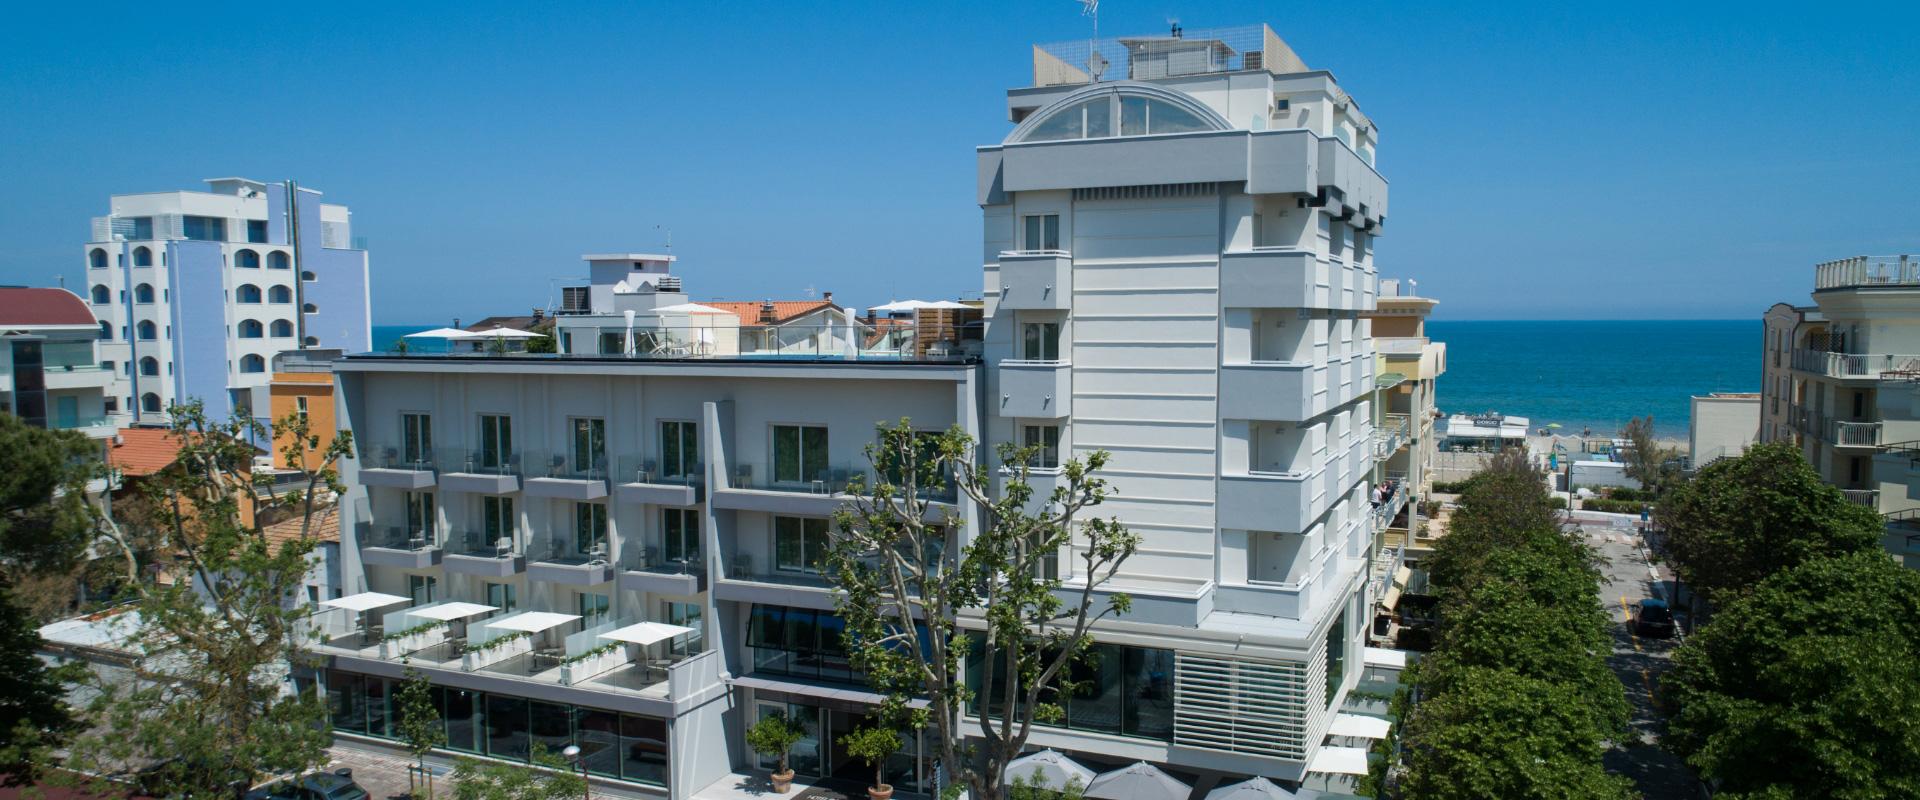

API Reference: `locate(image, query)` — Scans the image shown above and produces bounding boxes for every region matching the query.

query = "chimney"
[823,291,834,305]
[759,300,777,325]
[531,307,544,323]
[453,317,461,328]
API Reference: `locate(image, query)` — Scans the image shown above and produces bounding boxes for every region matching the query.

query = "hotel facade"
[310,24,1395,798]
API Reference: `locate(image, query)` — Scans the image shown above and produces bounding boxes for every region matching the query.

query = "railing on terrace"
[1841,488,1880,508]
[524,450,607,482]
[368,320,981,364]
[359,442,434,471]
[441,449,520,476]
[1828,420,1883,447]
[615,455,703,487]
[1790,349,1920,379]
[530,538,610,566]
[1031,24,1290,87]
[448,530,520,559]
[361,524,440,551]
[727,462,959,502]
[1373,414,1411,457]
[1814,255,1920,290]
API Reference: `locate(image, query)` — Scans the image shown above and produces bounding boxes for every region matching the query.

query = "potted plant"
[841,724,900,800]
[745,711,807,794]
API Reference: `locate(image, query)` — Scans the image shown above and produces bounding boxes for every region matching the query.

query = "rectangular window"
[1021,322,1062,361]
[570,417,606,477]
[485,582,516,612]
[660,420,699,480]
[576,592,610,628]
[479,414,513,469]
[407,574,436,606]
[401,412,432,466]
[663,508,700,564]
[1022,214,1060,251]
[1023,424,1061,468]
[127,216,153,240]
[404,491,435,540]
[181,215,226,242]
[482,495,515,542]
[295,396,308,419]
[663,601,703,655]
[246,219,268,243]
[772,424,829,485]
[773,516,830,573]
[574,502,608,556]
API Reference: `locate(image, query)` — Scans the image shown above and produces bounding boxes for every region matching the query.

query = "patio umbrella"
[1085,761,1189,800]
[402,327,475,339]
[1205,776,1299,800]
[465,325,542,338]
[920,300,972,310]
[1003,750,1095,792]
[653,302,732,314]
[869,299,931,313]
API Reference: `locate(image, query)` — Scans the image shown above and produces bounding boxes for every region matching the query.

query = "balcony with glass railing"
[358,522,444,569]
[442,529,526,578]
[437,449,521,494]
[712,460,957,517]
[612,454,702,506]
[522,449,609,501]
[526,536,613,585]
[355,442,436,489]
[1373,413,1411,458]
[618,544,707,595]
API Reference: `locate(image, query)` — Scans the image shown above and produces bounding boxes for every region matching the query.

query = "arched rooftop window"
[1009,83,1227,144]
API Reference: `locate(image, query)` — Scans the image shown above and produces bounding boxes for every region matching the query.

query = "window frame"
[771,424,829,486]
[772,516,830,574]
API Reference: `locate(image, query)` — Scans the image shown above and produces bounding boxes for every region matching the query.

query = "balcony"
[997,251,1072,310]
[442,530,527,578]
[1220,249,1319,309]
[1218,471,1320,534]
[357,443,436,489]
[522,450,609,501]
[997,361,1070,418]
[358,524,444,569]
[1813,254,1920,291]
[714,556,841,611]
[42,363,113,391]
[436,450,520,494]
[1219,362,1317,421]
[1829,420,1883,448]
[618,549,707,596]
[612,455,702,507]
[1373,413,1411,458]
[527,540,614,585]
[1842,488,1880,508]
[1791,349,1920,380]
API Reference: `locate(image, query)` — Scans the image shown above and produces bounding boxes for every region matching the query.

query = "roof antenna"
[655,224,672,251]
[1079,0,1107,80]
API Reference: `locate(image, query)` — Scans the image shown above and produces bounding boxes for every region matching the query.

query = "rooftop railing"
[364,320,981,364]
[1814,255,1920,290]
[1031,24,1294,87]
[1790,349,1920,380]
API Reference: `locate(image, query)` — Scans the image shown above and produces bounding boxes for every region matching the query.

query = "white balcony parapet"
[1814,255,1920,290]
[1790,349,1920,380]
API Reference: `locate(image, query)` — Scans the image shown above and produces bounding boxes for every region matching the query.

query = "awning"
[1328,713,1392,740]
[599,621,695,646]
[1363,646,1407,669]
[1308,745,1371,776]
[407,602,497,622]
[869,300,931,312]
[321,592,410,612]
[1003,749,1094,792]
[1204,776,1298,799]
[1084,761,1189,800]
[483,611,580,634]
[460,326,542,339]
[1380,565,1413,610]
[402,327,474,339]
[653,303,732,314]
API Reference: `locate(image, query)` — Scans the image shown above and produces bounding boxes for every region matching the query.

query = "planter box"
[378,625,448,660]
[560,649,631,685]
[462,635,533,671]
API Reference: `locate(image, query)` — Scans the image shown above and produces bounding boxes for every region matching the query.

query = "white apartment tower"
[82,177,371,427]
[976,24,1386,781]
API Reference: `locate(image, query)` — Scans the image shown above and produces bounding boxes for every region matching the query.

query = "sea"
[373,320,1755,438]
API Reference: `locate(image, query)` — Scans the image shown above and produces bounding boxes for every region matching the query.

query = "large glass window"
[1025,94,1216,142]
[660,420,698,480]
[570,417,606,477]
[482,495,514,543]
[746,604,905,685]
[754,703,820,778]
[576,709,621,778]
[530,700,572,756]
[485,582,516,613]
[484,694,529,761]
[1024,98,1106,141]
[408,574,436,606]
[772,424,828,485]
[404,491,435,540]
[773,516,829,574]
[479,414,513,470]
[663,508,700,564]
[443,687,479,753]
[1021,322,1061,361]
[574,502,607,556]
[1023,424,1061,469]
[182,215,225,241]
[967,639,1175,743]
[663,601,703,656]
[620,715,669,787]
[127,217,153,240]
[1022,214,1060,252]
[247,219,268,244]
[402,412,432,466]
[576,592,610,629]
[327,672,367,734]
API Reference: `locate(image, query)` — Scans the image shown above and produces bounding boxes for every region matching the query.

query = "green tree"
[397,666,446,798]
[826,421,1136,800]
[1657,442,1880,602]
[0,412,106,585]
[839,723,899,795]
[1665,551,1920,799]
[1401,666,1635,800]
[745,711,806,784]
[0,585,85,786]
[1618,415,1680,497]
[448,747,586,800]
[66,401,353,797]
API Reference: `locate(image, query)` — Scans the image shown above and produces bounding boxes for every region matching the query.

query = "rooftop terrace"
[1031,23,1309,87]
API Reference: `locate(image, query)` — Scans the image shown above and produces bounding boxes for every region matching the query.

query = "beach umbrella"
[1003,750,1094,792]
[653,302,732,314]
[869,299,931,313]
[1084,761,1190,800]
[403,327,475,339]
[920,300,972,309]
[1205,776,1300,800]
[465,325,542,338]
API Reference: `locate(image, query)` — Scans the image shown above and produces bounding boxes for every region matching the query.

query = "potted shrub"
[746,712,807,794]
[841,724,900,800]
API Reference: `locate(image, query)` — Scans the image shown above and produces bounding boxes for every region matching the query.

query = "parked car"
[246,770,368,800]
[1633,598,1676,638]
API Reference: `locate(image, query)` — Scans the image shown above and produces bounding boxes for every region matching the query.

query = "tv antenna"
[656,224,672,251]
[1079,0,1108,80]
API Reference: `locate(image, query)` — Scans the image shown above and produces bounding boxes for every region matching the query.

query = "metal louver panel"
[1172,651,1314,759]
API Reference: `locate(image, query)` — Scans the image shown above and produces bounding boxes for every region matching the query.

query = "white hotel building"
[311,24,1393,798]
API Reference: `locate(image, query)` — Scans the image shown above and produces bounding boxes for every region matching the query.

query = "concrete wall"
[1689,394,1759,466]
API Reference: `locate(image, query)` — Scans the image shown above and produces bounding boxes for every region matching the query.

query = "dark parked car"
[1633,598,1676,638]
[245,770,368,800]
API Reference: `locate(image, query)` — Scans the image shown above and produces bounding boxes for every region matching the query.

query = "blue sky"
[2,1,1916,321]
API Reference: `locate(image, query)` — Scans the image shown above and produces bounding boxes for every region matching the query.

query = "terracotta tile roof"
[0,287,96,327]
[702,301,842,326]
[108,427,185,477]
[261,504,340,546]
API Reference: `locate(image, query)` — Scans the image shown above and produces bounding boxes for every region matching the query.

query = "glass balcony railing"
[360,442,434,471]
[363,524,441,551]
[524,450,608,482]
[614,454,703,486]
[441,449,521,476]
[449,530,521,558]
[726,461,957,502]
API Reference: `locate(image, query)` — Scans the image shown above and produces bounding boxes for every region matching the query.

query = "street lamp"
[561,745,588,800]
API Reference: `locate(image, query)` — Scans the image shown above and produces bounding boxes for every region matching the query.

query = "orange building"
[268,351,342,472]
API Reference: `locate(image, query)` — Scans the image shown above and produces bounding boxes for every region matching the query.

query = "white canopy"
[1205,777,1298,800]
[1003,749,1094,792]
[598,621,696,646]
[403,327,475,339]
[1084,761,1190,800]
[868,299,931,312]
[1363,646,1408,669]
[1328,713,1392,740]
[919,300,972,310]
[1307,745,1372,776]
[484,611,580,634]
[407,602,498,622]
[653,302,732,314]
[321,592,410,612]
[461,326,543,339]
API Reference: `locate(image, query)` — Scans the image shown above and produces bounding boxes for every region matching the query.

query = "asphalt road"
[1572,513,1699,800]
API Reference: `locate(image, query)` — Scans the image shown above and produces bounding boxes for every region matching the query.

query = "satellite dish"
[1087,51,1109,81]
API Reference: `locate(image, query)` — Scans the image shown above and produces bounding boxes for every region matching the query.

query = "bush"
[1430,480,1472,495]
[1604,487,1651,502]
[1581,498,1649,515]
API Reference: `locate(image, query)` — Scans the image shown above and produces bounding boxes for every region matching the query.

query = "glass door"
[571,418,606,477]
[480,414,512,471]
[754,702,821,779]
[661,420,698,481]
[408,574,436,606]
[402,413,432,467]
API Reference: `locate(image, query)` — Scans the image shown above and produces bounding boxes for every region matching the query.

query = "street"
[1573,513,1698,800]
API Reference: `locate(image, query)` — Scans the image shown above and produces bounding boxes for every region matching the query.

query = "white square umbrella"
[1306,745,1371,776]
[1003,749,1094,792]
[406,602,497,622]
[1206,777,1305,800]
[598,621,695,646]
[321,592,410,612]
[484,611,580,634]
[1328,713,1392,740]
[1084,761,1190,800]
